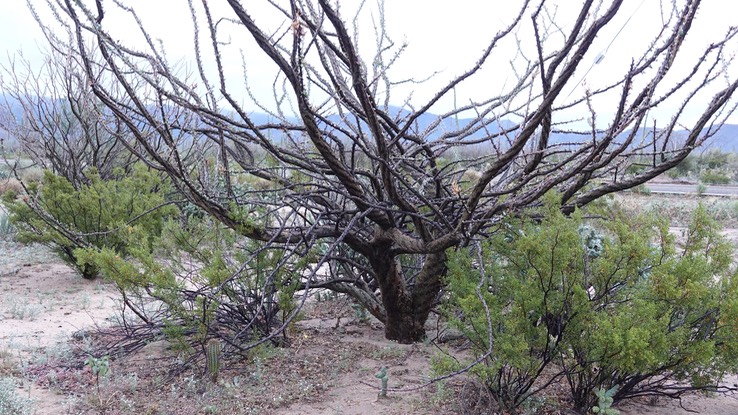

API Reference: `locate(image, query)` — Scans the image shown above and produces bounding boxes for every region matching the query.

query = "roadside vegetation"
[668,149,738,185]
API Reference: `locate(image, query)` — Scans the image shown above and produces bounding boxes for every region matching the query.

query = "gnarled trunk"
[370,245,447,343]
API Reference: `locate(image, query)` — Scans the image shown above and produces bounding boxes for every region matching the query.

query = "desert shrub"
[699,170,731,185]
[666,169,680,180]
[0,177,23,197]
[696,182,708,196]
[699,149,729,170]
[625,162,648,175]
[438,196,738,413]
[672,154,697,177]
[0,377,33,415]
[75,202,305,363]
[2,165,177,278]
[633,184,651,195]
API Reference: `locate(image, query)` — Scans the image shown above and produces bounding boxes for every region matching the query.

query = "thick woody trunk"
[383,273,426,343]
[371,247,447,344]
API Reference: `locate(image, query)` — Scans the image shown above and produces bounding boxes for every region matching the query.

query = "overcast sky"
[1,1,736,127]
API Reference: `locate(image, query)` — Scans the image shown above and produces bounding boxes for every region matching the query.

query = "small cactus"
[375,366,388,398]
[592,385,620,415]
[206,338,221,383]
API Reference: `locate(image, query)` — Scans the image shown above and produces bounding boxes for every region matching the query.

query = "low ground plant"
[0,377,33,415]
[0,205,15,240]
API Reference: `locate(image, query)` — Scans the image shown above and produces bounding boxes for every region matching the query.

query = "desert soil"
[1,238,738,414]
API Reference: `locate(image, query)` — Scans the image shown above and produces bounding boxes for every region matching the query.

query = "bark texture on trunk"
[369,239,447,343]
[384,307,427,343]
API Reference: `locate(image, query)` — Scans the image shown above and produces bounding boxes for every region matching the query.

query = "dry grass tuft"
[0,177,23,196]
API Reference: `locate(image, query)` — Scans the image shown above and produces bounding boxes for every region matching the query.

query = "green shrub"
[438,195,738,412]
[633,184,651,195]
[697,182,708,196]
[673,154,697,177]
[625,162,647,175]
[666,169,680,180]
[700,170,731,185]
[699,149,729,170]
[3,166,177,278]
[75,210,303,360]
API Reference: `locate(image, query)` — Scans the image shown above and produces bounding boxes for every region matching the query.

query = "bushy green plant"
[3,166,177,278]
[672,154,697,178]
[76,209,304,360]
[699,149,729,170]
[633,184,651,195]
[700,170,731,185]
[696,182,708,196]
[438,194,738,412]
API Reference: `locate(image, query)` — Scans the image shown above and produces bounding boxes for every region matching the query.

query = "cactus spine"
[206,338,221,383]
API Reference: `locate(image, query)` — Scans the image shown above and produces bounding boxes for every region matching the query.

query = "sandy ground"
[620,395,738,415]
[0,243,117,414]
[2,239,738,414]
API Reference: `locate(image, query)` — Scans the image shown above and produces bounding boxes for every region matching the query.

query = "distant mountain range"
[2,95,736,153]
[698,124,738,152]
[547,123,738,153]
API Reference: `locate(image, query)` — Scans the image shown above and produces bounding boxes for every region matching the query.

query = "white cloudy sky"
[0,1,736,126]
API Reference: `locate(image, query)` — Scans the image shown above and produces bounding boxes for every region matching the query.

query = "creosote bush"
[3,165,176,278]
[75,207,305,365]
[435,194,738,413]
[5,158,304,370]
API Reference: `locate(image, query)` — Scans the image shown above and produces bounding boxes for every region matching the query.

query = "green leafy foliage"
[439,194,738,412]
[0,206,15,240]
[697,182,708,196]
[700,149,730,170]
[76,208,303,361]
[3,166,176,278]
[672,154,697,177]
[85,355,111,406]
[84,355,110,378]
[667,150,737,183]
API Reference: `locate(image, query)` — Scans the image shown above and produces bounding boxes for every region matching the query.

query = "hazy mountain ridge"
[1,96,736,152]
